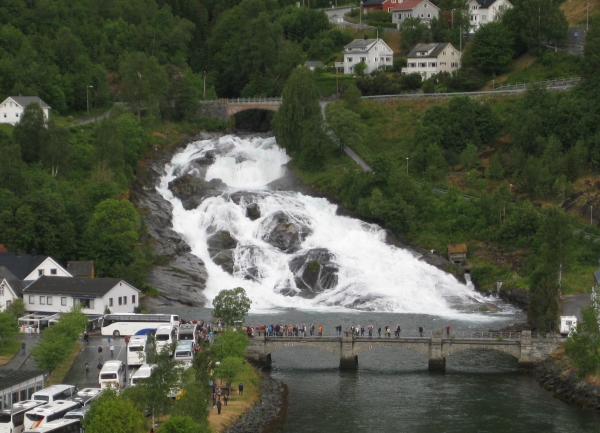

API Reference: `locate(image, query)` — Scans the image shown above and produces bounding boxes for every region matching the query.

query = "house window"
[109,298,113,307]
[428,62,437,67]
[50,269,57,275]
[38,269,43,276]
[132,295,136,304]
[47,296,52,305]
[347,57,353,62]
[452,52,455,56]
[420,13,424,17]
[482,15,486,20]
[0,286,3,296]
[118,297,122,305]
[29,295,34,304]
[61,297,67,306]
[419,62,427,67]
[360,57,366,62]
[15,113,18,117]
[39,296,45,305]
[5,300,10,307]
[75,298,94,309]
[427,13,431,17]
[123,296,127,305]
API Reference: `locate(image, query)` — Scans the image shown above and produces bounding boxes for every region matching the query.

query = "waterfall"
[157,135,497,316]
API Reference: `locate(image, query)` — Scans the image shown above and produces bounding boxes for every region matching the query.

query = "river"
[153,135,600,431]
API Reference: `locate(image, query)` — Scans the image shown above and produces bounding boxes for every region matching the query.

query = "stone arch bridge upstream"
[247,330,560,372]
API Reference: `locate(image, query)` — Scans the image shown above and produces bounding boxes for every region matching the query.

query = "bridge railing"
[253,330,545,340]
[199,97,282,105]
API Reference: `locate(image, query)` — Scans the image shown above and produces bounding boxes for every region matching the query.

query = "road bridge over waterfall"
[199,98,282,121]
[247,330,560,372]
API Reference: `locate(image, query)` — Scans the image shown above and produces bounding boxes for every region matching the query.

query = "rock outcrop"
[261,211,312,253]
[207,230,238,274]
[168,174,226,210]
[288,248,338,297]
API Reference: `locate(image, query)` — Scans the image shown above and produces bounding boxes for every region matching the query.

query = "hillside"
[562,0,600,26]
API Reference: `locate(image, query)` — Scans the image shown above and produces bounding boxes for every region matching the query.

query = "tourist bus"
[98,361,126,390]
[177,323,198,343]
[72,388,103,407]
[23,418,81,433]
[155,325,178,354]
[129,364,156,387]
[0,400,43,433]
[100,314,179,337]
[126,335,149,366]
[23,401,79,430]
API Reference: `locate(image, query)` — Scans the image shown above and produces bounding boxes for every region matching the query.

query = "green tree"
[297,115,331,172]
[326,103,365,154]
[217,356,245,383]
[0,310,18,346]
[565,303,600,377]
[354,61,367,76]
[12,103,47,164]
[400,18,430,52]
[272,67,321,154]
[119,52,168,118]
[6,298,25,321]
[469,22,514,75]
[83,390,146,433]
[215,330,250,359]
[460,142,479,170]
[341,83,362,112]
[527,266,560,332]
[485,153,505,180]
[212,287,252,326]
[159,416,208,433]
[582,13,600,84]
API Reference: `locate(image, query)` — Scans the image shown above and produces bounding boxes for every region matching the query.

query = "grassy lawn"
[45,344,83,386]
[0,123,13,135]
[208,363,260,433]
[0,340,22,365]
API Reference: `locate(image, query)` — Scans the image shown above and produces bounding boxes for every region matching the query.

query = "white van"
[173,340,194,364]
[23,401,79,430]
[155,325,177,354]
[98,361,126,390]
[127,335,149,366]
[31,386,78,403]
[560,316,578,336]
[0,400,44,433]
[129,364,156,386]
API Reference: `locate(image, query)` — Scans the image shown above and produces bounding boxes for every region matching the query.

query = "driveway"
[561,294,592,322]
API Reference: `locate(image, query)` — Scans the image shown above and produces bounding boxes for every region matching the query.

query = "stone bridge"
[199,98,281,121]
[246,330,560,372]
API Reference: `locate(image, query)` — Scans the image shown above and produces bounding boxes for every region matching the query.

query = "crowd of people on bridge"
[239,323,451,338]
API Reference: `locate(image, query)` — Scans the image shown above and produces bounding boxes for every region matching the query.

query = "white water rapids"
[157,135,502,317]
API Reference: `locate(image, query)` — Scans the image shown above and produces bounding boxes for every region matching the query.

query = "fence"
[256,330,555,341]
[492,76,580,91]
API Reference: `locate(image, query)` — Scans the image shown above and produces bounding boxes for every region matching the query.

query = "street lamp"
[406,157,409,175]
[591,205,593,225]
[509,183,513,194]
[124,336,129,388]
[360,1,363,25]
[451,9,454,29]
[86,85,93,113]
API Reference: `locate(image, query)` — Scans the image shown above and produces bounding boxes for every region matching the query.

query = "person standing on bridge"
[310,324,314,336]
[318,325,323,336]
[395,325,401,338]
[378,326,381,337]
[446,325,450,337]
[368,324,373,337]
[419,325,424,337]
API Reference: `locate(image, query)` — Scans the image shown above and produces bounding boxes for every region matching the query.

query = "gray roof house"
[391,0,440,27]
[0,96,51,125]
[401,42,462,79]
[24,276,140,315]
[67,261,95,278]
[335,38,394,75]
[0,267,23,311]
[0,251,71,282]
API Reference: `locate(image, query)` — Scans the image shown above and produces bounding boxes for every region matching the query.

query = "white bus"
[31,386,78,403]
[155,325,178,354]
[127,336,149,366]
[72,389,102,407]
[98,361,126,390]
[23,418,81,433]
[0,400,43,433]
[100,314,179,337]
[177,323,198,343]
[129,364,156,387]
[23,401,79,430]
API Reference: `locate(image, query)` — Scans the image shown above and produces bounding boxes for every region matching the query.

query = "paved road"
[62,335,136,389]
[561,294,592,322]
[77,111,110,125]
[0,334,40,372]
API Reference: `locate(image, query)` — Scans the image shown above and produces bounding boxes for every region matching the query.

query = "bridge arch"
[227,103,280,117]
[352,341,431,358]
[264,340,341,358]
[442,343,521,360]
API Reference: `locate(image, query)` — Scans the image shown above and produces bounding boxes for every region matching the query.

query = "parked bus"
[31,386,78,404]
[155,325,178,354]
[0,400,44,433]
[129,364,156,387]
[98,361,126,390]
[23,401,79,430]
[126,335,149,366]
[100,314,179,337]
[72,388,102,407]
[23,418,81,433]
[63,406,91,421]
[177,323,198,343]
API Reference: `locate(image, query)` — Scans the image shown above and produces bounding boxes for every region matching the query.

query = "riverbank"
[533,350,600,411]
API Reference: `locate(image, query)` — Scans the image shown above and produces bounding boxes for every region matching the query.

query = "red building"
[362,0,407,13]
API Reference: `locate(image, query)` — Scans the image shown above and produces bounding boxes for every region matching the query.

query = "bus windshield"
[129,346,144,352]
[0,414,12,423]
[26,414,45,421]
[33,395,49,402]
[100,373,117,380]
[155,334,170,341]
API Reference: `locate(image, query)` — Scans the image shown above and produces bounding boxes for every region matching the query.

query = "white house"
[465,0,512,33]
[23,277,141,315]
[0,96,50,125]
[391,0,440,27]
[0,267,23,311]
[0,251,71,285]
[401,42,462,79]
[336,38,394,75]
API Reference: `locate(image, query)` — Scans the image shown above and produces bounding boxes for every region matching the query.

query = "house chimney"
[31,249,37,257]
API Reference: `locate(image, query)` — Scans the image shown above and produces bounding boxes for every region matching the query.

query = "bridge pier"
[340,355,358,370]
[340,332,358,370]
[428,329,446,372]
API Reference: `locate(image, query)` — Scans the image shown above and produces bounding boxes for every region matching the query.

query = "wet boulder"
[168,174,226,210]
[288,248,338,297]
[261,211,312,253]
[207,230,238,274]
[246,203,261,220]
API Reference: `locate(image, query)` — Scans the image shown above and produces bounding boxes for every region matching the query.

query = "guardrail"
[360,87,568,101]
[199,97,282,104]
[492,76,580,91]
[254,331,557,341]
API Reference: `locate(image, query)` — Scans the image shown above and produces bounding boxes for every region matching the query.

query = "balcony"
[335,62,344,68]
